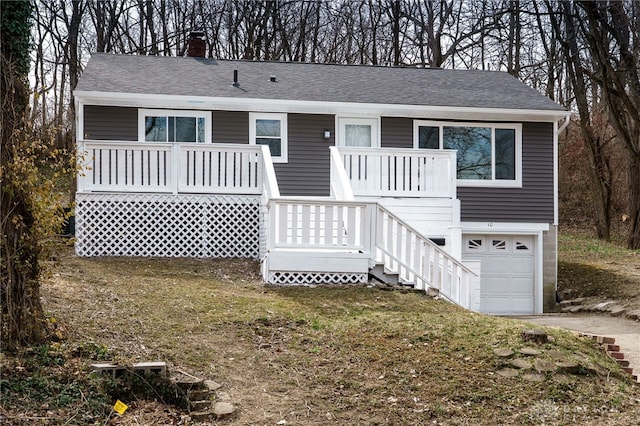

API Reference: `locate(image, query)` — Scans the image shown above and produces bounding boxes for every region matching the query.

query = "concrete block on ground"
[132,361,167,377]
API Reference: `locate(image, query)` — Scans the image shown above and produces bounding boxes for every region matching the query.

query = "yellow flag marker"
[113,399,128,415]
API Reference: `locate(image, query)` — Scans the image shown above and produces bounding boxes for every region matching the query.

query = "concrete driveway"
[514,314,640,383]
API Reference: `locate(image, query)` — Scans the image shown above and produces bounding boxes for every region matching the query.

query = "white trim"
[413,120,522,188]
[336,116,381,148]
[74,90,570,123]
[558,115,571,133]
[553,120,559,225]
[249,112,288,163]
[535,232,544,314]
[462,222,549,234]
[137,109,212,143]
[76,99,85,193]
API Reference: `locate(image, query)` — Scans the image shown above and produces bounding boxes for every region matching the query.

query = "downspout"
[552,113,571,310]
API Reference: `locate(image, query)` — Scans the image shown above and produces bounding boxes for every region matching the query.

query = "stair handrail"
[329,146,355,201]
[374,204,478,308]
[260,145,280,200]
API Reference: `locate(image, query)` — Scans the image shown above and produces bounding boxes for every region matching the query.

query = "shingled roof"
[76,53,565,112]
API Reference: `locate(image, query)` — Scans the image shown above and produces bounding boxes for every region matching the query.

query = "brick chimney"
[187,31,206,58]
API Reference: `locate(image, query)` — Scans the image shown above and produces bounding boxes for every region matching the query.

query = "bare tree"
[549,1,614,240]
[577,0,640,248]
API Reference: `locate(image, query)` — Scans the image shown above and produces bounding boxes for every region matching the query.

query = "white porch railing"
[374,204,477,309]
[262,195,477,309]
[336,147,457,198]
[78,140,266,195]
[267,198,372,252]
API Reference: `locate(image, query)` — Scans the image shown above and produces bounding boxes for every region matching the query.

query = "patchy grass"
[558,230,640,306]
[2,247,640,425]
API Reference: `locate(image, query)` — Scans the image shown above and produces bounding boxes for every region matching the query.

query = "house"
[73,46,569,316]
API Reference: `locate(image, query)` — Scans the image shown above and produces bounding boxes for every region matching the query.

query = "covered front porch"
[76,140,480,310]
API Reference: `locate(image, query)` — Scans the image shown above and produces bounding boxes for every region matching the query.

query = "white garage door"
[463,235,535,315]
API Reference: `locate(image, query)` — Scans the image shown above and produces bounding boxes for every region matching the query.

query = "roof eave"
[74,90,570,122]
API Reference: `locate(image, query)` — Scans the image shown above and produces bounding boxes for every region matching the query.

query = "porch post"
[172,142,179,194]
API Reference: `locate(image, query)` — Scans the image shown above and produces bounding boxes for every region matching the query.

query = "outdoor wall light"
[323,130,331,139]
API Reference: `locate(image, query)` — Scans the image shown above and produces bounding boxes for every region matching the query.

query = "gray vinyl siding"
[81,106,554,222]
[458,122,554,223]
[213,111,249,144]
[379,118,554,223]
[381,117,412,148]
[274,113,334,196]
[84,107,250,144]
[83,106,137,140]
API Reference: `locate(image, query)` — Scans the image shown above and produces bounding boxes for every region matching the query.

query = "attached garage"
[463,234,537,315]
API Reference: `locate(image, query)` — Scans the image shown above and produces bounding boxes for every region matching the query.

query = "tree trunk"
[578,0,640,248]
[628,154,640,248]
[559,1,613,239]
[1,0,47,350]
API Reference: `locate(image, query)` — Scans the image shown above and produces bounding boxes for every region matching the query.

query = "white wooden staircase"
[262,147,481,311]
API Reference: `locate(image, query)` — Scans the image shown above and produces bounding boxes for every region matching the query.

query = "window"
[139,109,211,143]
[491,239,507,251]
[413,120,521,187]
[250,113,288,163]
[337,117,380,148]
[467,239,483,251]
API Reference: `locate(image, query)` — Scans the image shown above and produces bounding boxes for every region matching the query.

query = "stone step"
[190,399,212,411]
[188,389,210,401]
[610,306,627,316]
[369,264,399,285]
[212,401,235,419]
[190,410,213,422]
[559,298,585,307]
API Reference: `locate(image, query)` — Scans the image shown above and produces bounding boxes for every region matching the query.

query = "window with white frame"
[249,112,288,163]
[139,109,211,143]
[337,117,380,148]
[413,120,522,187]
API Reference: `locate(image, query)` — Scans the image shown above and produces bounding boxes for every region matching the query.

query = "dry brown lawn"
[2,242,640,425]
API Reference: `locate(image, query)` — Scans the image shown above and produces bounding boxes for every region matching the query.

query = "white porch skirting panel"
[75,193,260,258]
[263,250,371,285]
[267,272,368,285]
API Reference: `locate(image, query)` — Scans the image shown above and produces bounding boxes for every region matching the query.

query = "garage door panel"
[510,277,533,294]
[510,258,534,273]
[481,296,511,314]
[482,277,511,294]
[510,298,535,314]
[483,257,533,274]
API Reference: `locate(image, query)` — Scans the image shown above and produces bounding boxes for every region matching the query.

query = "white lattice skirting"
[75,193,260,258]
[267,272,368,285]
